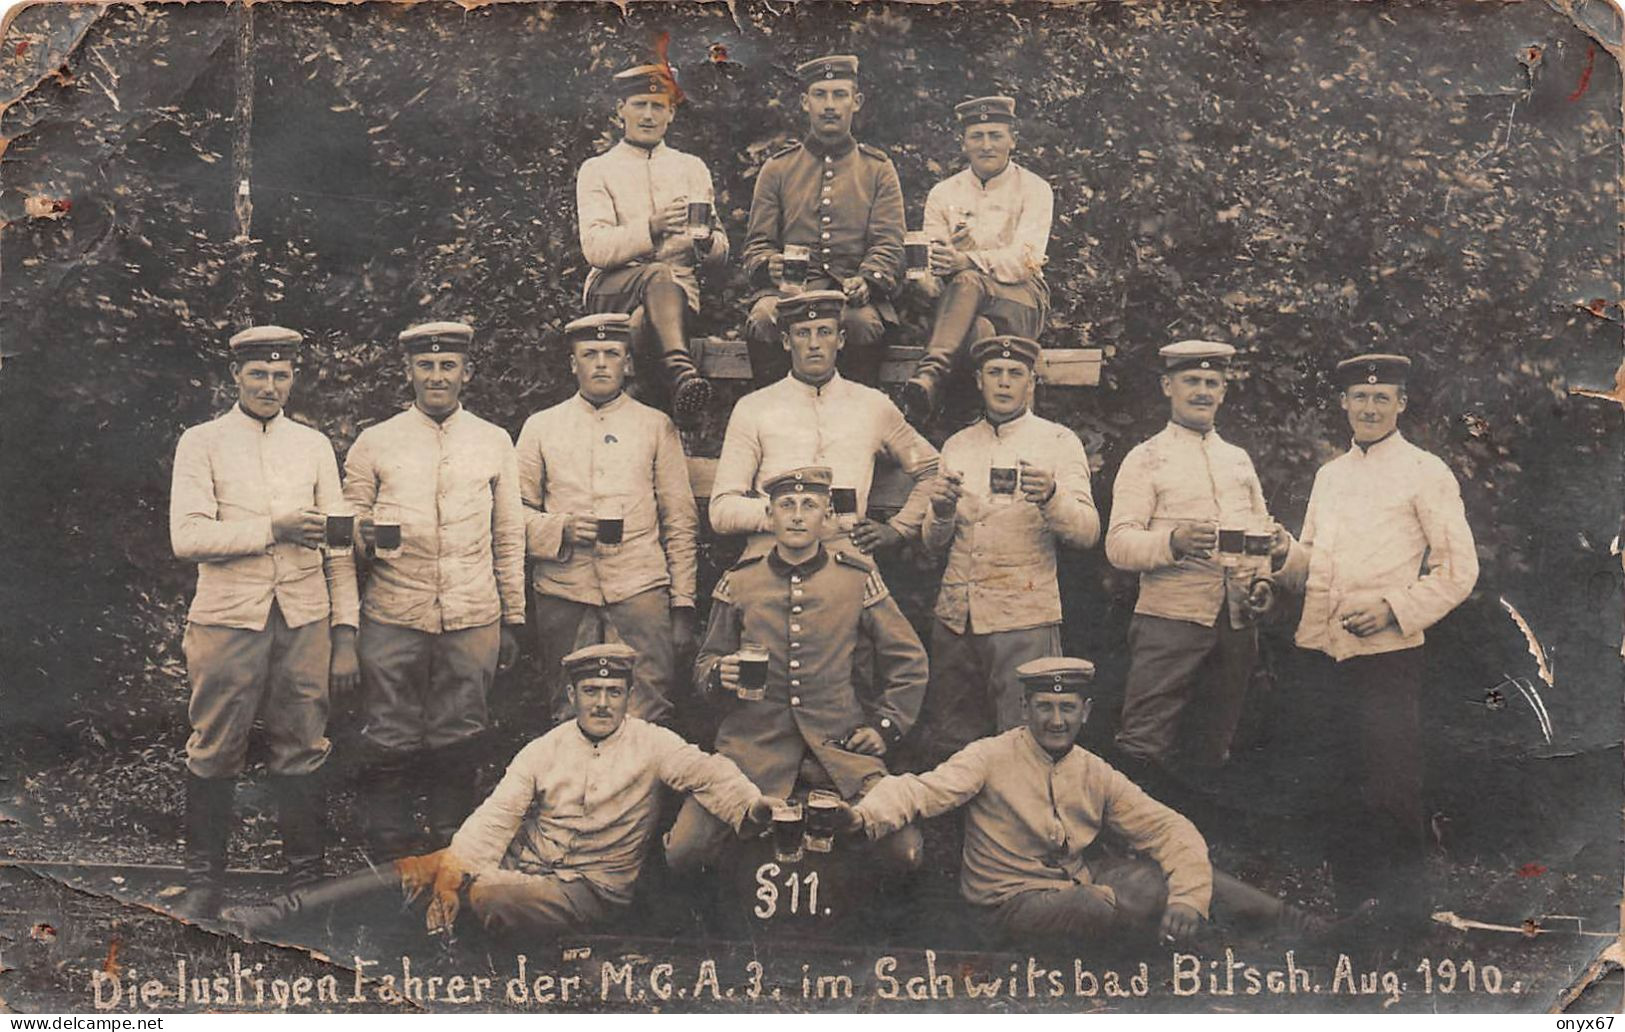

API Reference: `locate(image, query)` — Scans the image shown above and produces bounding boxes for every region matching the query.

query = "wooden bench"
[691,337,1102,387]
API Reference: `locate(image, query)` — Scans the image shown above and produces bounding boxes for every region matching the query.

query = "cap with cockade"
[797,54,859,87]
[612,63,679,102]
[775,289,846,327]
[763,465,833,498]
[1016,656,1097,695]
[399,321,474,355]
[1159,339,1235,373]
[564,312,634,347]
[969,334,1041,369]
[955,95,1017,126]
[229,326,302,363]
[1334,353,1411,389]
[562,642,638,684]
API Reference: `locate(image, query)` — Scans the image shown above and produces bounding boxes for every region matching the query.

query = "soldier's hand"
[747,795,781,826]
[330,627,360,694]
[1170,520,1218,559]
[395,848,446,904]
[833,799,864,834]
[426,853,472,937]
[274,507,325,549]
[930,242,972,277]
[716,654,742,692]
[670,607,697,657]
[1245,577,1276,616]
[841,275,870,308]
[928,471,963,517]
[851,519,902,554]
[845,726,887,756]
[1018,462,1056,505]
[1337,594,1396,637]
[1160,902,1203,944]
[497,626,520,673]
[768,252,786,283]
[566,515,600,547]
[1269,522,1294,564]
[649,197,688,238]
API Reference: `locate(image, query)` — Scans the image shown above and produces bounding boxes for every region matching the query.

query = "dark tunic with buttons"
[693,545,927,799]
[741,134,906,316]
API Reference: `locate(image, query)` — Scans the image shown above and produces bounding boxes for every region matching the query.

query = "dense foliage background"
[2,0,1620,878]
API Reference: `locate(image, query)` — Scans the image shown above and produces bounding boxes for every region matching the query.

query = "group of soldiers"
[167,54,1479,951]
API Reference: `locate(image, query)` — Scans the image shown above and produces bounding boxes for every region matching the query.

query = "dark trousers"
[1325,647,1427,912]
[1115,611,1257,770]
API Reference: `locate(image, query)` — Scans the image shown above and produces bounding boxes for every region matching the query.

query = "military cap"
[763,465,833,498]
[564,312,634,347]
[797,54,859,86]
[612,63,678,101]
[775,289,846,327]
[229,325,302,364]
[955,95,1017,126]
[969,334,1041,369]
[1016,656,1097,695]
[1160,339,1235,373]
[399,321,474,355]
[1334,352,1412,389]
[562,642,638,683]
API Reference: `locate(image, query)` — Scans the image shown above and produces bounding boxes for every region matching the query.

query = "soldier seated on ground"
[223,644,776,940]
[842,657,1328,948]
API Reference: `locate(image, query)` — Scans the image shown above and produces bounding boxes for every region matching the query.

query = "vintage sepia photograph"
[1,0,1622,1016]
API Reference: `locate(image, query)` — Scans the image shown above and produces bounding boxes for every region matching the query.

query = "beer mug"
[595,500,625,551]
[905,230,931,280]
[782,244,810,288]
[686,199,713,242]
[735,643,769,702]
[1217,524,1246,568]
[324,512,355,556]
[804,789,841,853]
[373,504,403,560]
[771,802,805,863]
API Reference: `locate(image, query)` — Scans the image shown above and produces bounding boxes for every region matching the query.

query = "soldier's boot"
[176,773,234,920]
[644,273,713,430]
[358,753,419,861]
[220,863,408,937]
[663,349,713,430]
[902,279,993,425]
[425,742,479,850]
[274,772,327,889]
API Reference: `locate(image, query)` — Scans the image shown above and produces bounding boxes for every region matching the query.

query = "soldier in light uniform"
[516,313,699,725]
[709,290,938,562]
[575,62,728,428]
[666,466,928,874]
[740,54,905,386]
[1274,353,1478,921]
[1105,341,1294,791]
[169,326,360,915]
[901,96,1054,426]
[913,335,1098,764]
[343,322,526,856]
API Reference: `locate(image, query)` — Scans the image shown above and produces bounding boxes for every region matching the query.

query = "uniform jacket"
[694,546,928,799]
[741,134,905,307]
[170,405,359,631]
[516,391,698,608]
[448,717,762,906]
[922,161,1053,285]
[924,409,1098,634]
[1277,431,1478,661]
[575,139,729,310]
[342,405,526,632]
[856,727,1212,914]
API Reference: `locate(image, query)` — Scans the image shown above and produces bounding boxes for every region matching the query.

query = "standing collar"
[571,717,629,748]
[984,407,1033,435]
[409,403,464,429]
[785,370,845,397]
[574,390,629,415]
[614,139,668,159]
[1019,726,1078,766]
[1350,428,1405,456]
[767,544,830,579]
[969,160,1018,189]
[802,132,857,158]
[1164,419,1221,441]
[228,403,284,430]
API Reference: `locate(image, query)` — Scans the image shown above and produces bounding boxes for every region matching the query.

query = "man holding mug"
[1105,340,1294,795]
[911,335,1098,765]
[666,466,928,875]
[575,61,728,428]
[515,313,699,725]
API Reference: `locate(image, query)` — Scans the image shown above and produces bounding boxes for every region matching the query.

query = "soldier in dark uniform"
[740,55,905,387]
[664,466,927,874]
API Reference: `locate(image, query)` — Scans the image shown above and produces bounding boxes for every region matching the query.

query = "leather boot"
[177,773,234,920]
[425,741,478,850]
[274,772,327,888]
[358,753,419,860]
[664,351,713,430]
[220,863,407,937]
